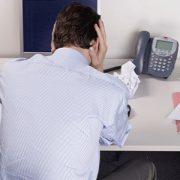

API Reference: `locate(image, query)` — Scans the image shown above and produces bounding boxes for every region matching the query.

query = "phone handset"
[133,31,150,74]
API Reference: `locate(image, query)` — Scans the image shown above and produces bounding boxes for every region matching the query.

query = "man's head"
[51,2,100,52]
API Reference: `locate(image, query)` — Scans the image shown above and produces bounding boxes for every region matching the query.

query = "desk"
[101,60,180,151]
[0,58,180,151]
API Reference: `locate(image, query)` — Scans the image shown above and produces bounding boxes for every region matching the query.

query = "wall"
[0,0,180,58]
[0,0,22,58]
[101,0,180,58]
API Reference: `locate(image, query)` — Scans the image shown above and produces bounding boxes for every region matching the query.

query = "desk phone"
[133,31,179,78]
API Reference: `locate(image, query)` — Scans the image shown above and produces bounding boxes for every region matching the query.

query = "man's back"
[0,48,130,180]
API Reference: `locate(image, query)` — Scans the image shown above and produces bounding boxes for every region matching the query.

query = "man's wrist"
[92,64,104,72]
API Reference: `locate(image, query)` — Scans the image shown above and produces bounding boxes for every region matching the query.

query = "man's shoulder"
[1,54,47,73]
[81,66,129,98]
[1,58,26,74]
[5,54,46,65]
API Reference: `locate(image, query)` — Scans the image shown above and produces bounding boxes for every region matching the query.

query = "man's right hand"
[89,20,108,72]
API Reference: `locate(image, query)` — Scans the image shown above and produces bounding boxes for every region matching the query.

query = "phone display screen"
[156,40,173,51]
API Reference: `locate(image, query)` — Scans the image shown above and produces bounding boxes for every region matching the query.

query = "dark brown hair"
[53,2,100,49]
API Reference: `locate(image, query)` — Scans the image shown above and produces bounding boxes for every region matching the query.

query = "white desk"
[101,60,180,151]
[0,58,180,151]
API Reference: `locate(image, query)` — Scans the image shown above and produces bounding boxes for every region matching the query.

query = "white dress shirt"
[0,48,131,180]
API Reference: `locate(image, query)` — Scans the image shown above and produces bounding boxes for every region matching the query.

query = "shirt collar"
[49,48,89,69]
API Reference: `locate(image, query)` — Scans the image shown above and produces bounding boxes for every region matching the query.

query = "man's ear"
[90,39,99,53]
[90,39,96,47]
[51,23,56,53]
[51,42,56,53]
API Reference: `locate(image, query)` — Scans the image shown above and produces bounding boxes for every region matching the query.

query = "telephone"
[133,31,179,78]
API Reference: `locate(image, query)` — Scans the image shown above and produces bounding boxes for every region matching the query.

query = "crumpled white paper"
[113,61,140,98]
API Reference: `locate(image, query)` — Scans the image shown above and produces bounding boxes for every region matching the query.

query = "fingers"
[95,38,99,54]
[99,20,106,41]
[94,20,107,52]
[95,24,104,45]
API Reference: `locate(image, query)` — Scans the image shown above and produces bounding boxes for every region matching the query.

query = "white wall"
[0,0,180,58]
[101,0,180,58]
[0,0,22,58]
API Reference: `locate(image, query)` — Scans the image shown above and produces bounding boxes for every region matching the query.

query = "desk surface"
[0,58,180,151]
[102,60,180,151]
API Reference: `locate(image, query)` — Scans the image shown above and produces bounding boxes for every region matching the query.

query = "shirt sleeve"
[99,90,131,147]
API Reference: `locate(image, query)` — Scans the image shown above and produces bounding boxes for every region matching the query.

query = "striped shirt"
[0,48,130,180]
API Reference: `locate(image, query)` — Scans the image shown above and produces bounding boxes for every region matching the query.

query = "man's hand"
[89,20,107,72]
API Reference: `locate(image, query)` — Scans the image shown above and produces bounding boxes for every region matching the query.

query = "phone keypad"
[148,53,173,73]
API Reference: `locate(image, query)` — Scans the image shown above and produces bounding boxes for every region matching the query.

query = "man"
[0,2,156,180]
